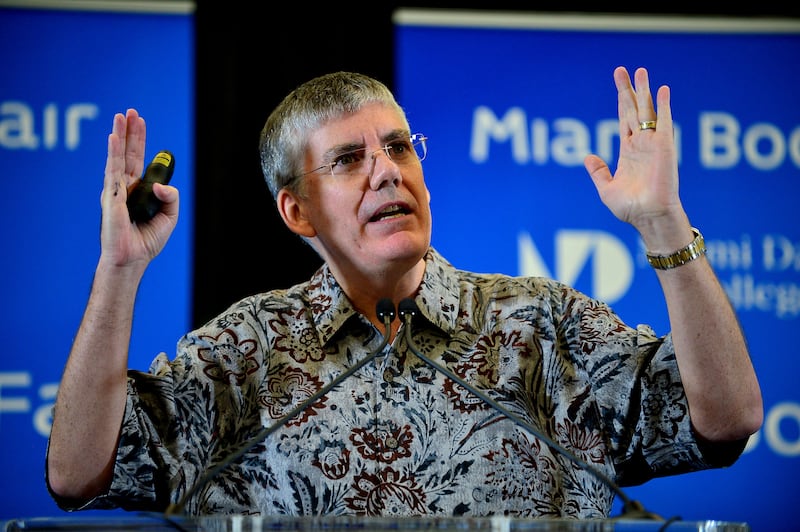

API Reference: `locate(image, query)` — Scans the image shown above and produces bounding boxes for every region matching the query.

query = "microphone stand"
[397,298,662,522]
[164,299,397,517]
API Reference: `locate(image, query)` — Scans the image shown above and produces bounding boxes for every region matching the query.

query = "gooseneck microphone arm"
[164,298,397,517]
[397,298,661,521]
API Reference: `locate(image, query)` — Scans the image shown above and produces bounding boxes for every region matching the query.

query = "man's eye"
[388,140,411,155]
[388,140,416,160]
[334,150,365,167]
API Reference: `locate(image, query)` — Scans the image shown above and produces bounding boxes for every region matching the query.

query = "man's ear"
[276,188,316,238]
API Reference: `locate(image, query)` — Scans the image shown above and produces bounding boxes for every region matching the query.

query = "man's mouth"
[371,204,408,222]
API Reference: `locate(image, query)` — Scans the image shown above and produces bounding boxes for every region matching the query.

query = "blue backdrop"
[0,3,194,521]
[394,9,800,531]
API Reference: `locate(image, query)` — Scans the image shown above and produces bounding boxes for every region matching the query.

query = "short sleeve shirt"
[49,248,727,518]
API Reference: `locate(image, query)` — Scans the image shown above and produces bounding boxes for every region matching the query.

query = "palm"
[584,67,681,229]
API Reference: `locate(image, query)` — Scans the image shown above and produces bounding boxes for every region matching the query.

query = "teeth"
[374,205,404,221]
[381,205,402,215]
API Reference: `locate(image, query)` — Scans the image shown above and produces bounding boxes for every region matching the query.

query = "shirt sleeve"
[46,356,190,512]
[579,304,747,486]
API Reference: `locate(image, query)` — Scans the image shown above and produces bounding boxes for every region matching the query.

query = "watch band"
[646,227,706,270]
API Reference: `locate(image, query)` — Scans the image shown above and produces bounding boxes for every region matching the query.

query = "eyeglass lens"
[329,135,427,177]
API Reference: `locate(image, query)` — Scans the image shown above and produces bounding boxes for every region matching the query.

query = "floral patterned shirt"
[48,247,739,518]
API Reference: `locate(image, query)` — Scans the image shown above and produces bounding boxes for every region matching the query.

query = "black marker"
[127,150,175,223]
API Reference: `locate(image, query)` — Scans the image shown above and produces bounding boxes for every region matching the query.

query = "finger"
[103,113,128,206]
[123,109,146,179]
[655,84,673,134]
[634,67,656,123]
[613,66,636,136]
[584,154,611,188]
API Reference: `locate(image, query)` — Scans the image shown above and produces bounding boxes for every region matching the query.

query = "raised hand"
[584,66,682,233]
[99,108,179,269]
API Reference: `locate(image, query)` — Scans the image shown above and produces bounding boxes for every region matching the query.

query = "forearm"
[654,250,762,442]
[586,66,763,444]
[47,261,144,499]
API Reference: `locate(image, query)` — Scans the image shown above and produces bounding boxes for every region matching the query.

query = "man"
[46,67,762,518]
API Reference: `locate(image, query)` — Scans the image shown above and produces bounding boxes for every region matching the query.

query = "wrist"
[646,227,706,270]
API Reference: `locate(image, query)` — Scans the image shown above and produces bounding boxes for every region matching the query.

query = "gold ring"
[639,120,657,131]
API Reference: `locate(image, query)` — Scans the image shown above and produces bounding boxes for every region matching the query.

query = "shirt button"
[383,370,394,382]
[386,437,398,449]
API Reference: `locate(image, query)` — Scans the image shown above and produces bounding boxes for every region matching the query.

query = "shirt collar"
[306,247,461,347]
[415,247,461,335]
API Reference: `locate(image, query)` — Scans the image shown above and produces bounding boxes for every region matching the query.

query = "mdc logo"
[517,229,634,304]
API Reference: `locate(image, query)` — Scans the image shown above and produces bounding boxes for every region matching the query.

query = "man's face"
[287,102,432,281]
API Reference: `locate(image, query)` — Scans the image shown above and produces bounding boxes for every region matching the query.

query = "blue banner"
[394,10,800,531]
[0,3,194,521]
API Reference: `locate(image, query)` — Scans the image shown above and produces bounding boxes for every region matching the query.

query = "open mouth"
[371,204,409,222]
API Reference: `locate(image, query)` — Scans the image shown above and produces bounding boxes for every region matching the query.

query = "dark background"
[193,3,799,327]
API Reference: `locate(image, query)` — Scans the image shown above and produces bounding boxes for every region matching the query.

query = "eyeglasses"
[294,133,428,180]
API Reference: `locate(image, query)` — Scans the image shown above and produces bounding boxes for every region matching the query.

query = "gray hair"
[259,72,408,199]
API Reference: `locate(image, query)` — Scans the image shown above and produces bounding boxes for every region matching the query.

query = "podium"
[3,515,750,531]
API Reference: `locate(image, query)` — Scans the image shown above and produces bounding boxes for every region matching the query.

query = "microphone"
[397,298,663,521]
[164,298,397,516]
[127,150,175,223]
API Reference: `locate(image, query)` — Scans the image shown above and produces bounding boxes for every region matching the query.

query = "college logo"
[517,229,634,304]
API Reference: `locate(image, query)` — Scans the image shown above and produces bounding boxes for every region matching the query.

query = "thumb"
[583,154,611,190]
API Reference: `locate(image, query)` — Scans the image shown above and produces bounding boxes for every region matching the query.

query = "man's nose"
[368,146,402,188]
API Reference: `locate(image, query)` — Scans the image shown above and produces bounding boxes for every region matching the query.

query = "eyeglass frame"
[289,133,428,183]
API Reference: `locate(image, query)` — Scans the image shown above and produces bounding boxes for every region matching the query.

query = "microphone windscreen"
[376,298,396,321]
[398,298,418,316]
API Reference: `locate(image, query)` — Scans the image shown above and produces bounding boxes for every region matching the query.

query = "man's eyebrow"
[320,142,365,162]
[318,129,411,161]
[382,129,411,142]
